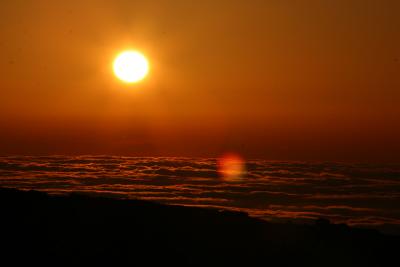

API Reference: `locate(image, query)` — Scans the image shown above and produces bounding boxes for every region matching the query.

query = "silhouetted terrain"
[1,188,398,266]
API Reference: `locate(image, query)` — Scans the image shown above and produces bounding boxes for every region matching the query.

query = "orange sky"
[0,0,399,161]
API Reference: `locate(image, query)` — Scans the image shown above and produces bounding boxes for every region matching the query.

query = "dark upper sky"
[0,0,399,161]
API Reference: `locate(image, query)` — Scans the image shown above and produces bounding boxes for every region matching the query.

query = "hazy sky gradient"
[1,0,399,161]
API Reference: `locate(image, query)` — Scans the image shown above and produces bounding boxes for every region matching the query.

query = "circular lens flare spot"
[113,51,149,83]
[218,153,246,182]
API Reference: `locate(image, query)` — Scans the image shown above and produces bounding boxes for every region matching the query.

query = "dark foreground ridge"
[1,188,398,266]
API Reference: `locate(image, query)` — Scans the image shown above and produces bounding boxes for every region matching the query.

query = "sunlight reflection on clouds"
[0,156,399,234]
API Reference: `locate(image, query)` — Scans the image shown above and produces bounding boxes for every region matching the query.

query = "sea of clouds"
[1,156,399,234]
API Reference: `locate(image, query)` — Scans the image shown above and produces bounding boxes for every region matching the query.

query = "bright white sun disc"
[113,51,149,83]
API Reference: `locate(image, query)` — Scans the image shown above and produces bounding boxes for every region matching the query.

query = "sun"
[113,51,149,83]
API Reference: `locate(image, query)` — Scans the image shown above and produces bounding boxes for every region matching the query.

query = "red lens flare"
[217,153,246,182]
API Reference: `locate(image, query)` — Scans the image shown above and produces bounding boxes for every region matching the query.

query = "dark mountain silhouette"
[0,188,398,266]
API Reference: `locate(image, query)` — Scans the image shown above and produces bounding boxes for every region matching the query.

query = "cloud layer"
[1,156,399,234]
